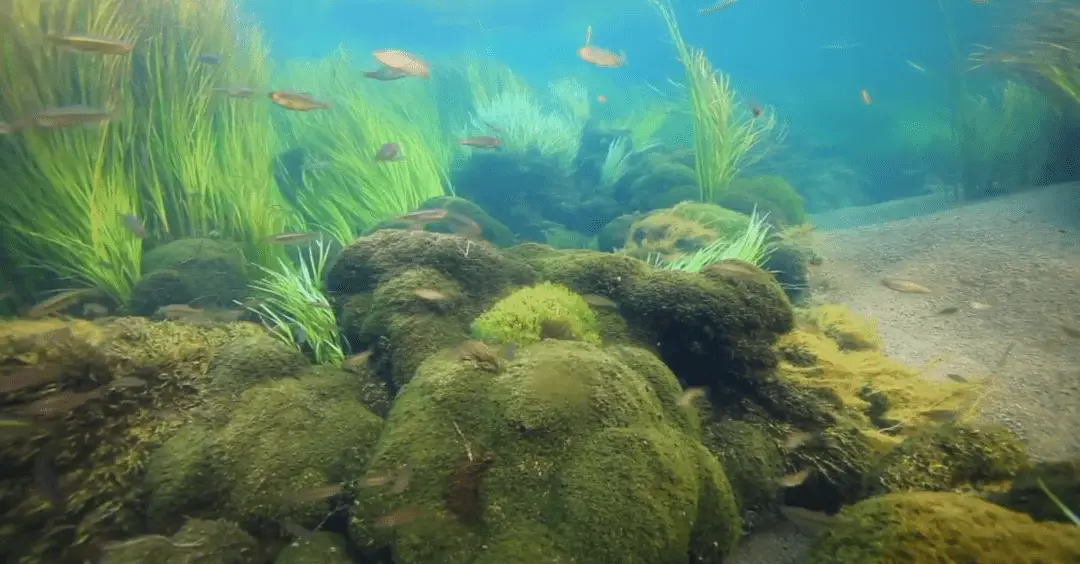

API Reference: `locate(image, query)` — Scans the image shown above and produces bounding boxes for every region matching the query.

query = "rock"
[130,238,248,316]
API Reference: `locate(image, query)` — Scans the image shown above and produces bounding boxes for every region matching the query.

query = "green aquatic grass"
[658,209,775,271]
[246,238,344,365]
[466,89,583,168]
[1037,478,1080,527]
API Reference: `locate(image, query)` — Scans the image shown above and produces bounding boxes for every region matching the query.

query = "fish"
[783,431,814,450]
[374,506,422,528]
[31,106,113,129]
[936,306,959,315]
[34,441,66,511]
[969,301,991,310]
[45,33,134,55]
[108,376,147,389]
[921,409,958,422]
[364,65,410,81]
[308,300,332,309]
[946,373,968,383]
[860,89,872,105]
[121,213,146,238]
[213,86,256,98]
[698,0,737,14]
[596,94,607,103]
[196,53,221,65]
[266,231,318,245]
[778,468,811,488]
[581,294,617,309]
[372,49,430,78]
[880,278,932,294]
[905,60,927,73]
[19,386,108,418]
[27,289,96,318]
[459,136,502,149]
[0,364,68,393]
[779,506,836,533]
[342,351,371,373]
[375,142,404,161]
[155,304,203,319]
[282,483,345,504]
[676,387,707,407]
[413,288,447,301]
[359,464,412,491]
[578,44,626,68]
[268,90,331,111]
[396,209,448,223]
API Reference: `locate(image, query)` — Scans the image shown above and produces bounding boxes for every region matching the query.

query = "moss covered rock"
[804,492,1080,564]
[99,519,259,564]
[205,330,309,395]
[471,282,601,345]
[991,459,1080,524]
[622,202,752,261]
[612,154,699,212]
[865,423,1030,496]
[702,419,786,530]
[349,340,741,564]
[719,175,808,227]
[597,213,644,252]
[145,367,383,533]
[131,238,249,316]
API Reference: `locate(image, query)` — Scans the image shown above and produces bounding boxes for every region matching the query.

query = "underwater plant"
[599,136,635,190]
[656,209,775,271]
[1038,477,1080,526]
[647,0,778,204]
[466,89,583,168]
[245,238,344,364]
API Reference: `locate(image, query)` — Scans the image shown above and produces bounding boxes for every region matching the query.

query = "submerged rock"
[130,238,249,316]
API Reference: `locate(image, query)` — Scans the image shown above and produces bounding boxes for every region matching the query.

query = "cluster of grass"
[465,89,584,168]
[656,209,774,271]
[646,0,779,204]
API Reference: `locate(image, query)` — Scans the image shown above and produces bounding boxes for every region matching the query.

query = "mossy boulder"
[597,213,644,252]
[612,154,699,212]
[471,282,601,345]
[205,330,309,396]
[130,238,249,316]
[719,175,808,227]
[273,531,351,564]
[0,318,274,563]
[804,492,1080,564]
[145,367,383,533]
[864,423,1030,496]
[991,459,1080,524]
[99,519,259,564]
[623,202,752,261]
[349,340,741,564]
[702,419,786,530]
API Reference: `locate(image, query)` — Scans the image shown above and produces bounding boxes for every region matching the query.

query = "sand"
[726,182,1080,563]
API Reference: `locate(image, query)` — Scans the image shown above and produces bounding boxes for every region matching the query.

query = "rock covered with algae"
[803,491,1080,564]
[348,340,741,564]
[130,237,250,316]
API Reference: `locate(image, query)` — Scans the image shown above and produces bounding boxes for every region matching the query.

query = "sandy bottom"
[727,182,1080,563]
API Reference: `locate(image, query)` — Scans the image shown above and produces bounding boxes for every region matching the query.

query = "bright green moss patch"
[471,282,601,345]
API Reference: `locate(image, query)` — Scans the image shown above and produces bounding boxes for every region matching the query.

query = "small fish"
[213,86,256,98]
[1060,323,1080,339]
[108,376,147,389]
[921,409,958,422]
[34,441,65,511]
[779,506,836,533]
[936,306,959,315]
[374,506,422,528]
[969,301,991,310]
[676,387,706,407]
[238,297,265,308]
[31,106,113,129]
[309,300,332,309]
[905,60,926,73]
[282,483,345,504]
[156,304,203,319]
[459,136,502,149]
[413,288,447,301]
[396,209,448,223]
[291,323,307,345]
[578,44,626,68]
[783,431,814,450]
[266,231,318,245]
[342,351,371,373]
[27,289,95,318]
[375,142,404,161]
[698,0,737,14]
[19,386,107,418]
[860,89,872,105]
[581,294,617,309]
[364,65,409,81]
[121,213,146,238]
[778,468,811,488]
[596,94,607,103]
[750,99,763,118]
[0,364,68,394]
[945,373,968,383]
[46,33,134,55]
[196,53,221,65]
[372,49,430,78]
[881,278,931,294]
[268,90,331,111]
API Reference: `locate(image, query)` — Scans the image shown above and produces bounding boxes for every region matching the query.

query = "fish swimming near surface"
[45,33,134,55]
[372,49,430,78]
[577,25,625,68]
[375,142,404,161]
[459,136,502,149]
[268,90,331,111]
[364,65,410,81]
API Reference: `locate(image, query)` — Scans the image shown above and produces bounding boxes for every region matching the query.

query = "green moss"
[205,331,309,396]
[787,422,878,513]
[130,238,249,315]
[274,531,351,564]
[145,425,226,530]
[624,202,751,261]
[531,250,648,300]
[804,492,1080,564]
[995,459,1080,524]
[720,175,807,227]
[349,340,740,563]
[865,423,1030,496]
[100,519,258,564]
[702,420,785,529]
[471,282,601,346]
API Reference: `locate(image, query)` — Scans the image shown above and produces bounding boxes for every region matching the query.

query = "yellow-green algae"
[471,282,602,346]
